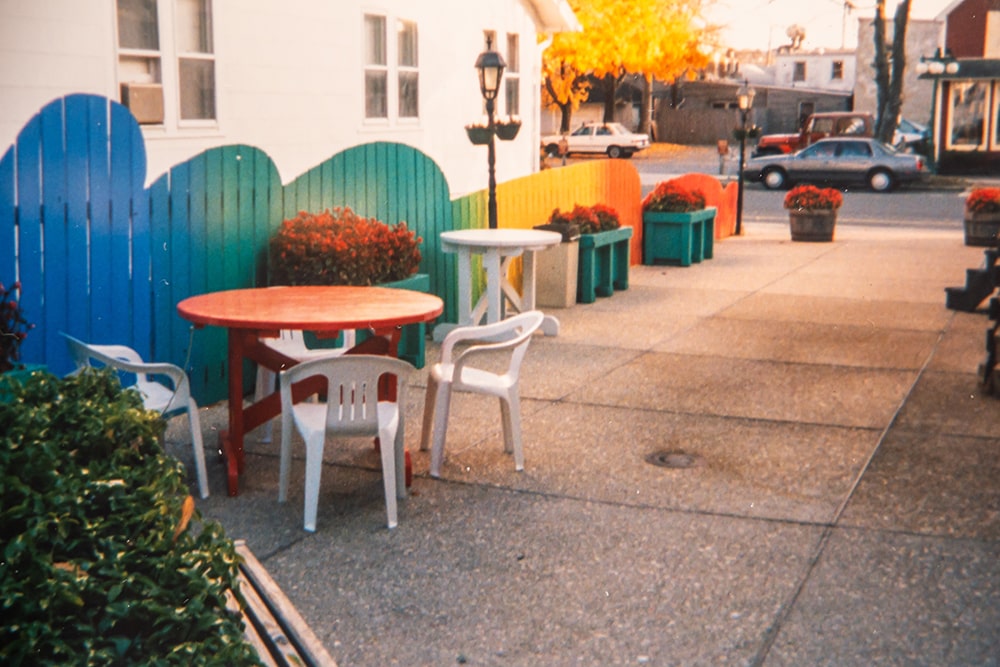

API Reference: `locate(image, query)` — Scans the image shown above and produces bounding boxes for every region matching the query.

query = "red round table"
[178,286,443,496]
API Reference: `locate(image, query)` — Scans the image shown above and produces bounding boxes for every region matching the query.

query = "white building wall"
[772,50,856,92]
[0,0,549,197]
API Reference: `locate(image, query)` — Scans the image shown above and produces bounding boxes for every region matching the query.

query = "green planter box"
[642,207,717,267]
[577,226,633,304]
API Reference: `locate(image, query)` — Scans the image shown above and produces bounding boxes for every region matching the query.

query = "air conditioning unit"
[120,82,164,124]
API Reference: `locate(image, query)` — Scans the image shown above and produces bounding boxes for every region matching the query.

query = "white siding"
[0,0,551,196]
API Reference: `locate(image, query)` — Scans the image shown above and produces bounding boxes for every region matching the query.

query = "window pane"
[506,34,519,72]
[398,71,418,117]
[398,20,417,67]
[505,78,519,116]
[366,71,388,118]
[179,58,215,119]
[118,0,159,50]
[950,81,986,147]
[176,0,213,53]
[365,15,386,66]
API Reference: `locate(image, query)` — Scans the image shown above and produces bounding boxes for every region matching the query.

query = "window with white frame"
[364,13,420,122]
[116,0,216,126]
[505,33,519,117]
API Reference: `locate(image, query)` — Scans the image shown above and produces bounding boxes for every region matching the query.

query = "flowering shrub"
[966,187,1000,215]
[1,280,34,373]
[783,185,843,211]
[547,203,621,234]
[269,208,422,286]
[642,181,706,213]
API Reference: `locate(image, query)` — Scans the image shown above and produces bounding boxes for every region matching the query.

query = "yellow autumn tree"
[543,0,710,135]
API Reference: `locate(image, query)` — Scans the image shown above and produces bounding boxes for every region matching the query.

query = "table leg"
[223,328,246,496]
[485,247,503,324]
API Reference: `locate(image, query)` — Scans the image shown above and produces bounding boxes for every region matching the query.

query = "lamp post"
[474,40,506,229]
[735,80,755,236]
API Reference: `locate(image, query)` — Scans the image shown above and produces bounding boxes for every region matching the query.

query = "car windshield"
[571,126,591,136]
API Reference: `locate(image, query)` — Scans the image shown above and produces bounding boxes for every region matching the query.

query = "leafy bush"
[269,207,422,286]
[0,369,262,666]
[547,203,621,235]
[783,184,843,211]
[642,181,707,213]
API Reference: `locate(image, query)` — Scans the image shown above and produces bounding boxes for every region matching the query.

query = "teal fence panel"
[2,94,461,404]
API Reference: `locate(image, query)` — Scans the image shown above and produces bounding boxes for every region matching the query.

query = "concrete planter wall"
[535,240,579,309]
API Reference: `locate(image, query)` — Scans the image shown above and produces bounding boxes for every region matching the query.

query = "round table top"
[177,285,443,331]
[440,228,562,251]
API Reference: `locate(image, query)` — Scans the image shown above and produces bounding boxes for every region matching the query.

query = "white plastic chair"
[419,310,544,478]
[254,329,356,442]
[278,354,413,532]
[61,333,210,499]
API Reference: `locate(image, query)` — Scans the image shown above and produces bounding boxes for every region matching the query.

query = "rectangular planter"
[535,240,579,309]
[642,208,716,267]
[307,274,431,368]
[577,226,633,304]
[0,363,48,403]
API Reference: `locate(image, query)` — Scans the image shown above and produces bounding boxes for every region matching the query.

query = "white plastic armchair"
[278,354,413,532]
[419,310,544,478]
[254,329,357,443]
[61,333,210,499]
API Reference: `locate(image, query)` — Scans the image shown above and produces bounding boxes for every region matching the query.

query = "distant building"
[916,0,1000,173]
[772,49,857,93]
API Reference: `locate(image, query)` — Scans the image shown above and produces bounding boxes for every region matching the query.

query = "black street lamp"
[474,41,506,229]
[735,79,755,236]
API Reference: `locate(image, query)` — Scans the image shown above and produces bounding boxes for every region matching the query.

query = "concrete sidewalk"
[171,219,1000,666]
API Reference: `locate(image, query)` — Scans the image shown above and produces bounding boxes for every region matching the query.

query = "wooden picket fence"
[2,93,649,405]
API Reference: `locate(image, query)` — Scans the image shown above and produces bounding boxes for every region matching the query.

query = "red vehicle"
[753,112,874,157]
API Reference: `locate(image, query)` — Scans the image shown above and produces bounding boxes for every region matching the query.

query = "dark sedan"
[742,137,929,192]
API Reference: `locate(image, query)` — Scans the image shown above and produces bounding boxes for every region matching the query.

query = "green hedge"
[0,369,262,666]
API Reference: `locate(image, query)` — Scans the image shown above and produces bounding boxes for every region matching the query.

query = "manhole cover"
[645,450,703,469]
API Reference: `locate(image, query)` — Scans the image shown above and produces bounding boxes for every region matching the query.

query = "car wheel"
[762,168,788,190]
[867,169,895,192]
[544,143,560,156]
[607,145,623,159]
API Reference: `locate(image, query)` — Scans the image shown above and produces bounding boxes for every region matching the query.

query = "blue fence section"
[1,94,455,404]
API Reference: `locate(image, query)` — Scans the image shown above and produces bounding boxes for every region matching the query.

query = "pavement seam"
[747,319,950,666]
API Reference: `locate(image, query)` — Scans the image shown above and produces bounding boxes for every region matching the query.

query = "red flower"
[642,182,706,213]
[783,185,843,211]
[547,203,620,234]
[1,279,32,373]
[966,187,1000,215]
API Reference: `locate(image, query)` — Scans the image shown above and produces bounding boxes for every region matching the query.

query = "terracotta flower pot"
[788,210,836,242]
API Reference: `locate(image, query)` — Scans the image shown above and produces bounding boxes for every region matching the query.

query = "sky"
[704,0,957,51]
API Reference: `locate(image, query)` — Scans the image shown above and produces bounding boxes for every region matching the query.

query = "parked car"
[542,122,649,159]
[743,137,929,192]
[752,112,874,157]
[893,117,930,150]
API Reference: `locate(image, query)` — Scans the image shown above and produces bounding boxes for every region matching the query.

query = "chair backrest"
[61,332,191,415]
[443,310,545,381]
[279,354,413,437]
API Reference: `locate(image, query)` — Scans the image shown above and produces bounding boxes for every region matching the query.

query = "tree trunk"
[639,74,654,137]
[601,74,617,123]
[872,0,910,145]
[559,103,572,134]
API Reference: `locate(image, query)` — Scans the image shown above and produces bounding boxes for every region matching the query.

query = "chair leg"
[278,410,294,503]
[302,434,325,532]
[503,390,525,472]
[254,367,275,444]
[186,399,210,498]
[378,421,399,529]
[419,376,438,452]
[428,382,453,478]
